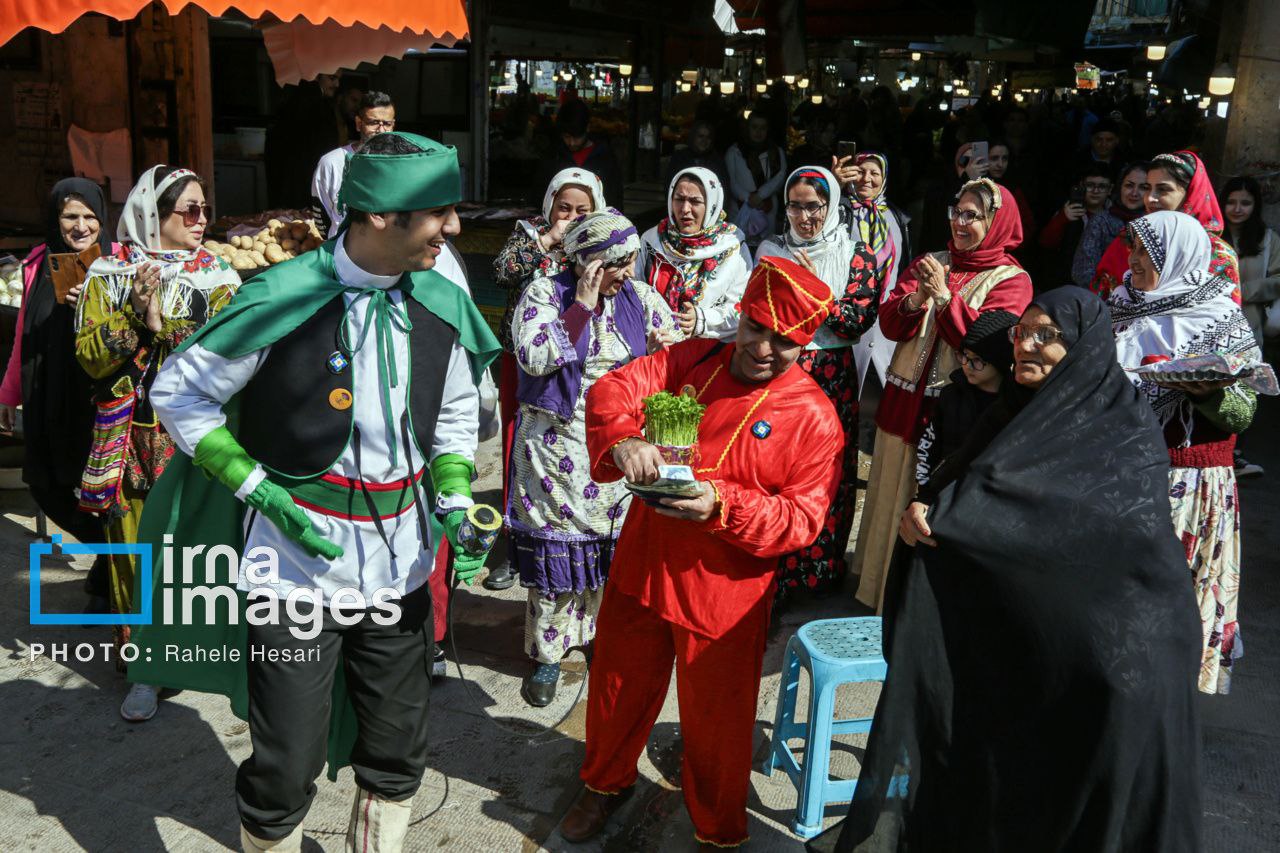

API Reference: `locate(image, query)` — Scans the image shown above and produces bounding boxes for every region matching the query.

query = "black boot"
[521,662,560,707]
[482,560,517,591]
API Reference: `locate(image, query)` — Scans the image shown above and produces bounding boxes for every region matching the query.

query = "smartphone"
[969,141,989,167]
[1068,185,1087,206]
[931,250,951,268]
[837,140,858,160]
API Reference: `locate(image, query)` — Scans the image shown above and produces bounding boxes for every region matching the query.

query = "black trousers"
[235,583,434,839]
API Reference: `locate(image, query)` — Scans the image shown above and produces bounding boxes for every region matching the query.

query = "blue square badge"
[30,535,152,626]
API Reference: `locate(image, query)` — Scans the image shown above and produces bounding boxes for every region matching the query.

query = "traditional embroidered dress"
[492,169,606,509]
[578,255,843,847]
[853,180,1033,612]
[73,166,239,653]
[641,166,749,339]
[129,134,500,847]
[1090,151,1240,299]
[509,210,675,664]
[757,166,883,598]
[1111,210,1261,694]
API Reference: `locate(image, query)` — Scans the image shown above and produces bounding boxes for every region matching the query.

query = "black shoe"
[521,662,560,707]
[482,561,517,591]
[431,644,447,680]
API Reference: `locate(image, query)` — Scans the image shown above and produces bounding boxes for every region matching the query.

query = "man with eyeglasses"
[1038,163,1114,283]
[312,91,397,237]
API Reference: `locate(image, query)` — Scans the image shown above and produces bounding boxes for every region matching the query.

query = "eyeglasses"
[956,351,987,371]
[362,119,395,130]
[175,202,212,227]
[602,253,636,270]
[1083,182,1113,193]
[785,202,827,219]
[947,207,983,226]
[1007,324,1065,346]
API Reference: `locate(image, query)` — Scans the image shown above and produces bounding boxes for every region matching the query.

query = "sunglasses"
[175,202,213,227]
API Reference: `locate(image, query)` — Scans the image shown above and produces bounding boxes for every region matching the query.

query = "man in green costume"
[136,132,499,852]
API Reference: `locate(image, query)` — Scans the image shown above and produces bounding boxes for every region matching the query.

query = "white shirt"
[311,144,356,238]
[151,236,479,602]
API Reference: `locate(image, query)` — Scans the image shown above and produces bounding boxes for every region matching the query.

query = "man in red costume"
[557,255,845,848]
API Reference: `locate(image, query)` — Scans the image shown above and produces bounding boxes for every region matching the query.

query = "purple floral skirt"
[510,531,615,597]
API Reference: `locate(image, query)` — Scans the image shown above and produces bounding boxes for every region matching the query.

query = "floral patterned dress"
[75,244,239,654]
[509,275,676,663]
[777,242,883,601]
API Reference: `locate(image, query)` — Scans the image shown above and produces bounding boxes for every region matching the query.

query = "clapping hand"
[129,263,164,333]
[915,254,950,303]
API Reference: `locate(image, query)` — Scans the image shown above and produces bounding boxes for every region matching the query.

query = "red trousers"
[581,587,768,847]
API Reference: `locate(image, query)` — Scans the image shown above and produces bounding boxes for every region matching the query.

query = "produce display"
[204,218,324,271]
[0,263,22,308]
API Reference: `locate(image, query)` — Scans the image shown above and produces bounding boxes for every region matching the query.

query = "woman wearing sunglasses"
[508,209,676,707]
[853,178,1032,613]
[74,165,239,723]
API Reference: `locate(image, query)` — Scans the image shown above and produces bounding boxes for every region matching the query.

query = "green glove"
[194,427,344,561]
[442,510,487,585]
[430,453,485,583]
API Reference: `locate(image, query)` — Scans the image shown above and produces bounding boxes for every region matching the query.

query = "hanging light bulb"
[783,74,796,85]
[703,84,712,95]
[743,108,752,119]
[911,51,922,62]
[725,47,735,57]
[756,82,767,94]
[811,94,823,104]
[1208,60,1236,96]
[798,77,810,89]
[943,83,953,93]
[633,66,655,93]
[1146,43,1166,61]
[619,63,633,77]
[1197,96,1210,109]
[720,80,735,95]
[755,56,764,66]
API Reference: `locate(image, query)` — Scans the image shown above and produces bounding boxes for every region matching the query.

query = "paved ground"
[3,392,1278,851]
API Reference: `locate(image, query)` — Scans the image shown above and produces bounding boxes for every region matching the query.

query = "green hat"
[338,132,461,216]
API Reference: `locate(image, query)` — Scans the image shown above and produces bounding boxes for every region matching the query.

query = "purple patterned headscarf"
[564,208,640,265]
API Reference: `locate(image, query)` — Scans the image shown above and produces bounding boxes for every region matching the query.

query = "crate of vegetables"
[204,218,325,272]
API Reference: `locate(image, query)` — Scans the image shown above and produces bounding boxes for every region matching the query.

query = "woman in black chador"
[813,288,1202,853]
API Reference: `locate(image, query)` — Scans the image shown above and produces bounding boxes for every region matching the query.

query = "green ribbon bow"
[339,283,414,468]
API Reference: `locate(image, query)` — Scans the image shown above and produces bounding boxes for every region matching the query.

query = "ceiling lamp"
[680,81,692,93]
[1014,93,1025,103]
[783,74,796,85]
[703,84,712,95]
[798,77,810,89]
[756,82,767,94]
[911,51,922,62]
[633,67,655,93]
[1146,43,1166,62]
[755,56,764,66]
[943,83,953,92]
[811,94,823,104]
[619,63,633,77]
[743,108,752,118]
[1197,96,1210,109]
[1207,60,1236,96]
[535,68,542,77]
[725,47,735,57]
[720,80,735,94]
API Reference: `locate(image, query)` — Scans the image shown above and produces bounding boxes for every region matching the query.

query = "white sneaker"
[119,683,159,722]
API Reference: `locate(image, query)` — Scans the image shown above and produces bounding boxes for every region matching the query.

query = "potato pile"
[205,218,324,270]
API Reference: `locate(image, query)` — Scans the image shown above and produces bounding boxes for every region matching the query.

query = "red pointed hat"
[739,254,835,346]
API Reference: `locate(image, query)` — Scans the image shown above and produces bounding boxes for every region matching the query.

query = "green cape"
[128,242,498,779]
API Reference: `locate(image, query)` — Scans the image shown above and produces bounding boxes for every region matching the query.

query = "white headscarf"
[756,166,853,290]
[83,165,238,323]
[645,166,740,263]
[539,167,607,223]
[1111,210,1260,432]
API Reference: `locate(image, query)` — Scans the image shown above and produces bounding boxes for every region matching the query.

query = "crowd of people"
[6,82,1276,851]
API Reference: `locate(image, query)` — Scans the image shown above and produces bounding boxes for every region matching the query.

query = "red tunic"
[586,338,843,639]
[874,262,1033,443]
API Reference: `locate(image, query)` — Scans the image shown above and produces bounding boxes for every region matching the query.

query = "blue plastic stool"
[764,616,887,839]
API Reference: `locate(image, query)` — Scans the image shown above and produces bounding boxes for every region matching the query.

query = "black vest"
[238,294,457,478]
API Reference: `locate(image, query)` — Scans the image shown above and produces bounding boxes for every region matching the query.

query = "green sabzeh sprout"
[642,390,706,447]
